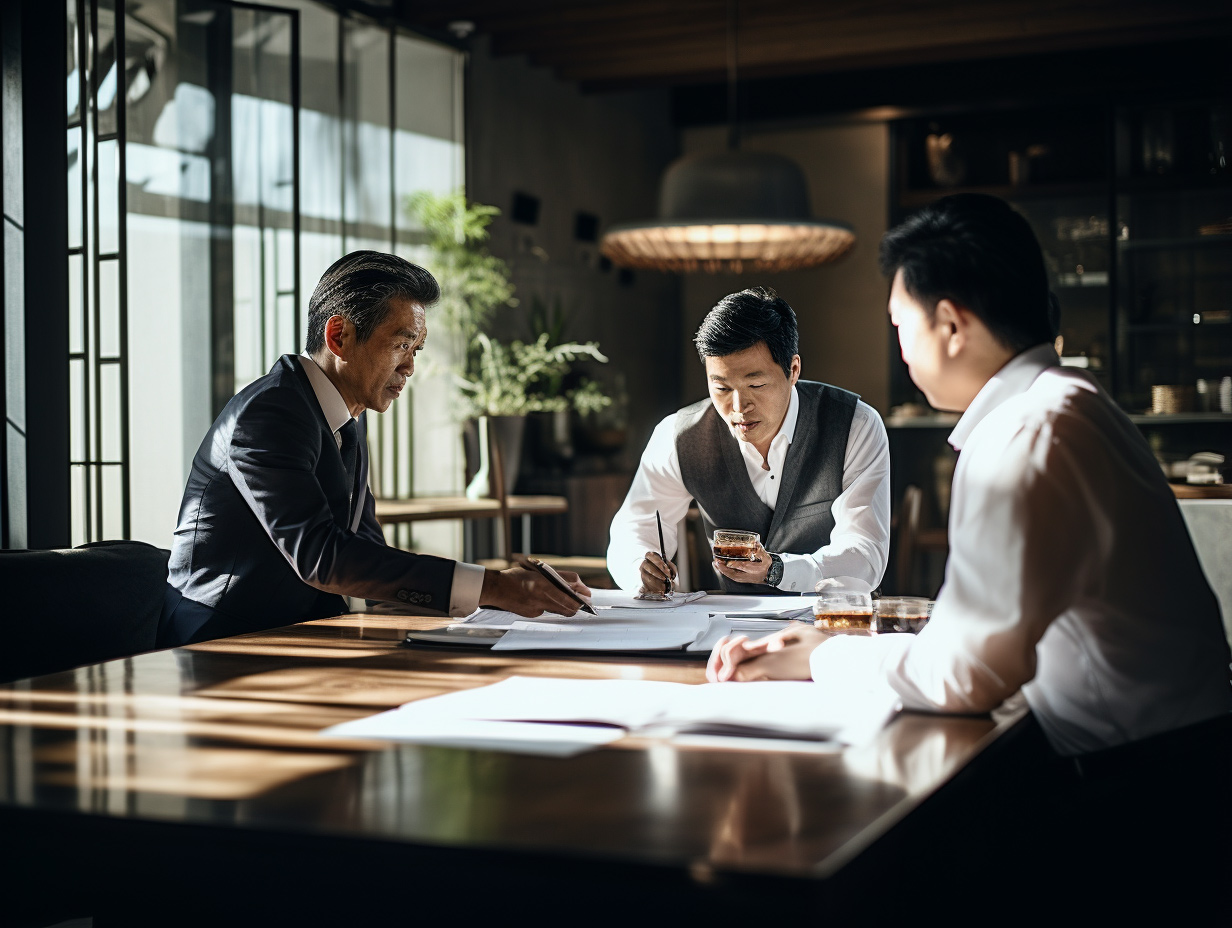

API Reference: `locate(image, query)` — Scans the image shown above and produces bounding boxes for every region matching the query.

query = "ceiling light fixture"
[600,0,854,274]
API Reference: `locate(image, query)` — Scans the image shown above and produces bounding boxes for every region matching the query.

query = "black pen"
[655,509,672,595]
[526,557,598,615]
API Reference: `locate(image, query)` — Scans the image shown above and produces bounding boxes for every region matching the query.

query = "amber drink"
[813,583,873,634]
[712,529,759,561]
[873,597,931,634]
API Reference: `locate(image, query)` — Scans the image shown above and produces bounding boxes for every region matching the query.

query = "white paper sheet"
[686,615,794,652]
[587,589,708,609]
[321,710,623,757]
[458,606,710,632]
[381,675,897,747]
[492,621,702,652]
[398,676,682,730]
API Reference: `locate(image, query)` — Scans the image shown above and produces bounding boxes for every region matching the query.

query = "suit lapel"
[287,354,361,531]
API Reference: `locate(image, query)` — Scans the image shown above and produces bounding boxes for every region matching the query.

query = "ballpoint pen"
[526,557,598,615]
[655,509,672,596]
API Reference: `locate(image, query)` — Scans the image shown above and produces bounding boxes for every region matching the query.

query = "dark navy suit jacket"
[160,354,455,645]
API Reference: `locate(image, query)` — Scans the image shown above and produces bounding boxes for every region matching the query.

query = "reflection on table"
[0,612,1022,923]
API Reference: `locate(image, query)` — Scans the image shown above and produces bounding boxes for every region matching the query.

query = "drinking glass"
[873,596,932,634]
[712,529,759,562]
[812,580,873,633]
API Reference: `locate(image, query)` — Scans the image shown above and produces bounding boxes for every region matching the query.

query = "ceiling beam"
[529,1,1232,85]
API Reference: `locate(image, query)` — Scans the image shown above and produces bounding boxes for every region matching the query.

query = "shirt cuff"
[448,562,486,617]
[777,553,822,592]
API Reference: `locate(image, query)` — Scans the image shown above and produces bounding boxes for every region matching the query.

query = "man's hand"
[480,566,593,618]
[638,551,677,595]
[713,540,771,585]
[706,624,830,683]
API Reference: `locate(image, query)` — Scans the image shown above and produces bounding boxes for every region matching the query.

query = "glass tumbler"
[812,581,873,633]
[873,597,932,634]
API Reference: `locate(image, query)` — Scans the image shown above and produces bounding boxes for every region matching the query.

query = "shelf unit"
[889,99,1232,452]
[882,99,1232,593]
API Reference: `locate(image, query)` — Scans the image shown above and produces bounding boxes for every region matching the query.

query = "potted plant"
[406,190,611,497]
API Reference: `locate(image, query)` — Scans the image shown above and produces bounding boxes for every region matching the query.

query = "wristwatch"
[764,552,784,587]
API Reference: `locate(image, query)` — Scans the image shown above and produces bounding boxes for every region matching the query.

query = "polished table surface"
[0,612,1023,922]
[374,494,569,523]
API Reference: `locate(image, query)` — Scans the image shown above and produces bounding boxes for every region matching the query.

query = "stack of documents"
[322,674,900,756]
[404,589,816,654]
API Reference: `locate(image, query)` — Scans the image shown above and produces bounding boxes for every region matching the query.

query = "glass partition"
[68,0,465,551]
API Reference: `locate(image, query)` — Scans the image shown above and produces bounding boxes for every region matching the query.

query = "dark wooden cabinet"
[886,98,1232,590]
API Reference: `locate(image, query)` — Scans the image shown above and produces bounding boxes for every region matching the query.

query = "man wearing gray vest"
[607,287,891,594]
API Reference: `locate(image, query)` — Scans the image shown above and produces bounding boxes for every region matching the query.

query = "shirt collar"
[298,353,355,433]
[737,384,800,466]
[948,343,1059,452]
[777,384,801,448]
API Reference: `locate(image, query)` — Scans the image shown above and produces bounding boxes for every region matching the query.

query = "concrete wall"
[465,37,682,463]
[678,123,890,413]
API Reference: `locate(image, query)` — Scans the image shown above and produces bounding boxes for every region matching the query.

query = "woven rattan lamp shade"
[600,150,855,273]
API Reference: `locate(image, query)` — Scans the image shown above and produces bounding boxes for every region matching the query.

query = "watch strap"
[765,552,784,587]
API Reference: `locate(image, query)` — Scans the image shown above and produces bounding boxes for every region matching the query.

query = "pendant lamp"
[600,2,854,274]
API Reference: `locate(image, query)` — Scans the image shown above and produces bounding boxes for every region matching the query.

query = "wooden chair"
[896,485,948,596]
[480,429,615,588]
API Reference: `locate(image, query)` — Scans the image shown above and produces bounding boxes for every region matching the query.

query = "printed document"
[326,675,899,752]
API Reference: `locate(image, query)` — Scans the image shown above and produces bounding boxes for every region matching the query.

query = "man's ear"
[788,354,801,386]
[323,315,350,358]
[933,299,967,359]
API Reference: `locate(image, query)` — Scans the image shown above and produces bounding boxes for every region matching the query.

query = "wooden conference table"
[0,612,1027,925]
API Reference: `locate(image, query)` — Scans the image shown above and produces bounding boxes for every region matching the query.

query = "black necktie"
[338,419,360,519]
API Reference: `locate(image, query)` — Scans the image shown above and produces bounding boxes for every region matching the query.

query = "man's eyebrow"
[394,328,419,339]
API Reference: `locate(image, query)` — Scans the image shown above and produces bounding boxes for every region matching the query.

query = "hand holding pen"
[637,509,678,595]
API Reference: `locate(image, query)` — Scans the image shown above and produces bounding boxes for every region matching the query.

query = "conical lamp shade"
[600,150,854,273]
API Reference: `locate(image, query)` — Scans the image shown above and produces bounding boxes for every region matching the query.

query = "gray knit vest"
[674,380,858,594]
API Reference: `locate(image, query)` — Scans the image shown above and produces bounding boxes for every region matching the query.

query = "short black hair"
[694,287,799,378]
[304,251,440,355]
[879,193,1055,353]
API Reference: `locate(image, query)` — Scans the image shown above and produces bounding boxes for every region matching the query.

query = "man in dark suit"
[159,251,588,646]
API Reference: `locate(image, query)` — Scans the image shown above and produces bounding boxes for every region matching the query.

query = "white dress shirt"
[299,354,484,617]
[809,344,1232,755]
[608,386,891,593]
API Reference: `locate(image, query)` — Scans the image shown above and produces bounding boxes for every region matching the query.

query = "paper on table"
[321,709,622,757]
[398,676,682,730]
[492,621,701,652]
[586,588,707,610]
[699,594,814,615]
[458,606,712,633]
[394,675,898,747]
[686,615,794,652]
[659,680,895,745]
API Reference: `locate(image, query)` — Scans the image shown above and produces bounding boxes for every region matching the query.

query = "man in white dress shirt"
[607,286,891,596]
[708,195,1231,758]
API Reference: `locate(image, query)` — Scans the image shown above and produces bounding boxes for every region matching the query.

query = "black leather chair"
[0,540,170,683]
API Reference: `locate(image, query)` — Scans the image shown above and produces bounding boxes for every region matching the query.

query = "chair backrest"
[897,485,923,594]
[0,540,170,683]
